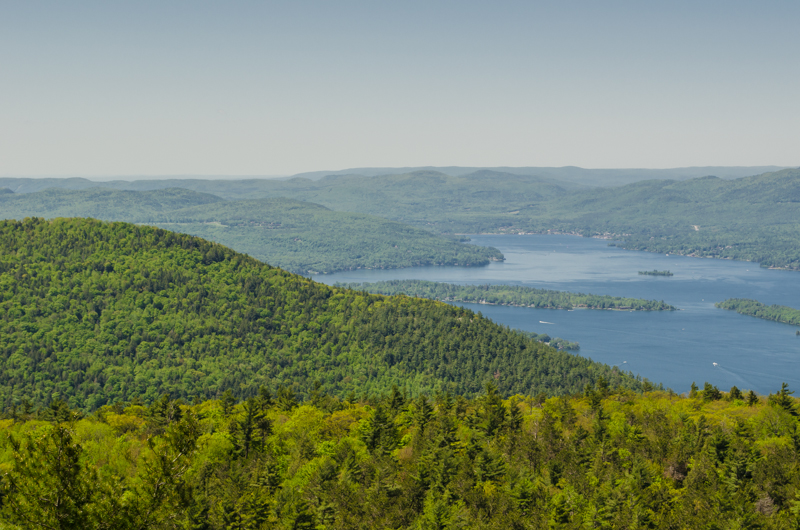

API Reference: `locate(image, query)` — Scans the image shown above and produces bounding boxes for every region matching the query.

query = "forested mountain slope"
[0,187,223,218]
[528,168,800,269]
[0,218,637,411]
[241,170,570,232]
[149,198,503,274]
[0,190,503,274]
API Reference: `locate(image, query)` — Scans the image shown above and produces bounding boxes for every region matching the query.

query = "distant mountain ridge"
[0,165,791,194]
[3,166,799,269]
[287,165,791,186]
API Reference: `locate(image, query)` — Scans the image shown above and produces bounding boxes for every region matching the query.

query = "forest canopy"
[1,382,799,529]
[0,218,638,412]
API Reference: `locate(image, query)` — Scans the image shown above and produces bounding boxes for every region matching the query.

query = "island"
[716,298,800,327]
[639,270,673,276]
[522,331,580,351]
[337,280,677,311]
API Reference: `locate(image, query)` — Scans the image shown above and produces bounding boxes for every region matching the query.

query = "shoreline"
[440,298,673,312]
[463,231,800,272]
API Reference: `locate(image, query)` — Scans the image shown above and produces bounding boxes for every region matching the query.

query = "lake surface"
[315,235,800,395]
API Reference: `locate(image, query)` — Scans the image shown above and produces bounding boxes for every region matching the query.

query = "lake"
[316,234,800,395]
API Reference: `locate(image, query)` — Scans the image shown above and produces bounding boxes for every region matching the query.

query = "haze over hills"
[0,190,503,274]
[524,168,800,269]
[288,165,791,186]
[0,165,789,195]
[3,167,799,270]
[150,198,503,274]
[201,167,800,270]
[0,187,224,218]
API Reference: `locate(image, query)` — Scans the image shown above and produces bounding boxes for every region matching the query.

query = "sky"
[1,1,798,177]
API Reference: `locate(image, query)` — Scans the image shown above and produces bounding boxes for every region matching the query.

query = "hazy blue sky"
[1,1,798,176]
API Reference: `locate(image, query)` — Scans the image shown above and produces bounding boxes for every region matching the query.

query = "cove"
[316,234,800,395]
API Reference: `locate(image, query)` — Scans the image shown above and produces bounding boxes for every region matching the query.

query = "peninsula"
[716,298,800,327]
[338,280,677,311]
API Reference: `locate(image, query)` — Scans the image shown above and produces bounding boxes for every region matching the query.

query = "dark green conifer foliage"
[703,382,723,401]
[479,382,507,437]
[389,385,406,412]
[769,383,797,416]
[365,403,397,456]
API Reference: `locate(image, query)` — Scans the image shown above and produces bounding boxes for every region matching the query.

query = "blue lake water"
[315,234,800,395]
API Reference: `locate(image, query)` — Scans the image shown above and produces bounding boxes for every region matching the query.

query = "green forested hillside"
[338,280,676,311]
[0,218,636,411]
[529,169,800,269]
[149,198,503,274]
[221,170,571,233]
[716,299,800,327]
[0,187,224,218]
[2,383,799,529]
[0,190,503,274]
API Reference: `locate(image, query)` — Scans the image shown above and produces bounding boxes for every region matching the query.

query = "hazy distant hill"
[256,168,800,270]
[0,187,224,218]
[150,198,504,274]
[0,189,503,274]
[3,166,799,269]
[288,165,790,186]
[522,168,800,269]
[259,170,570,228]
[0,165,787,196]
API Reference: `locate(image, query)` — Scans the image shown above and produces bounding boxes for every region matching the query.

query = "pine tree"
[769,382,797,416]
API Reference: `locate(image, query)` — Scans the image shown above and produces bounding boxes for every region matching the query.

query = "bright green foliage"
[0,407,202,529]
[716,298,800,327]
[2,385,800,529]
[339,279,676,311]
[0,218,635,411]
[2,425,96,529]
